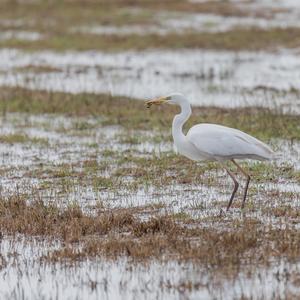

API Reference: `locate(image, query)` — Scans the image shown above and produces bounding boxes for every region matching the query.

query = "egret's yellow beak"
[145,96,169,108]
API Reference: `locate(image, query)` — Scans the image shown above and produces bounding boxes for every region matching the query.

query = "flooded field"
[1,48,300,112]
[0,0,300,299]
[3,236,300,300]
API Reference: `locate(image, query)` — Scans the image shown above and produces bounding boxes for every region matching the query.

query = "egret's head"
[145,93,186,108]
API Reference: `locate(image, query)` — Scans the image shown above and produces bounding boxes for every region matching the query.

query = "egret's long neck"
[172,100,191,145]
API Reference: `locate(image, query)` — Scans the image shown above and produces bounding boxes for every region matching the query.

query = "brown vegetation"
[1,192,300,273]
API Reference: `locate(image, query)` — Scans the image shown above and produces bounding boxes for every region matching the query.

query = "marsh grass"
[0,88,297,202]
[1,192,300,274]
[1,87,300,142]
[0,2,300,298]
[3,27,300,52]
[0,88,298,300]
[0,0,277,33]
[0,1,299,52]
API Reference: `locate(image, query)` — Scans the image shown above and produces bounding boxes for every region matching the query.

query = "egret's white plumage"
[146,93,274,211]
[187,124,274,161]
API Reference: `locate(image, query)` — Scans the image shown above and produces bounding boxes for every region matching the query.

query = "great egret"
[146,93,274,211]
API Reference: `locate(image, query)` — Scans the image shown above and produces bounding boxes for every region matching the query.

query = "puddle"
[72,24,171,36]
[187,0,300,32]
[0,31,42,41]
[190,0,300,10]
[169,12,289,31]
[72,0,300,36]
[1,48,300,112]
[75,11,300,37]
[236,0,300,10]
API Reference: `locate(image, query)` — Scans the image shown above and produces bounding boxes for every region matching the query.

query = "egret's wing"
[187,124,274,160]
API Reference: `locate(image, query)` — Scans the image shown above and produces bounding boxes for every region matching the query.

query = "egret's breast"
[174,139,211,161]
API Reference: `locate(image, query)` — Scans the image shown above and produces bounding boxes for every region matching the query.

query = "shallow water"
[1,48,300,112]
[74,11,300,37]
[0,113,298,213]
[190,0,300,10]
[0,30,42,41]
[1,236,299,300]
[1,2,300,296]
[73,0,300,37]
[0,111,299,299]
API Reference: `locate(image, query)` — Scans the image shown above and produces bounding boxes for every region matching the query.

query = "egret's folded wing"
[187,124,274,160]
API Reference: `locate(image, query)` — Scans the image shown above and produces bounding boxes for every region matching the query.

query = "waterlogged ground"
[1,48,300,112]
[1,0,300,299]
[1,0,300,112]
[0,110,297,210]
[2,238,300,300]
[0,91,299,299]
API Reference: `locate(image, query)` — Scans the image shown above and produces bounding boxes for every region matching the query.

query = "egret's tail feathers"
[254,140,275,161]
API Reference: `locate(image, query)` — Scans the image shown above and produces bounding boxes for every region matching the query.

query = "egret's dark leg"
[232,159,251,209]
[223,165,239,211]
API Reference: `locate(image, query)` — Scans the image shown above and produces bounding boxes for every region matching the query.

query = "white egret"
[146,93,274,211]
